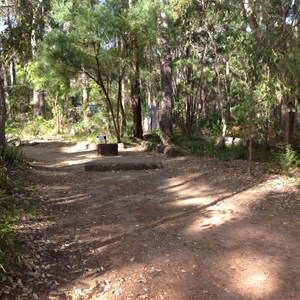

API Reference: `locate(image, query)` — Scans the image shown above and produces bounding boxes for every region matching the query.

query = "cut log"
[85,162,163,172]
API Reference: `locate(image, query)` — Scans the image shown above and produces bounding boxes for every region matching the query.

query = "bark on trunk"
[81,71,89,127]
[0,62,6,147]
[130,41,143,138]
[281,95,290,144]
[33,90,45,117]
[157,9,173,138]
[225,57,231,121]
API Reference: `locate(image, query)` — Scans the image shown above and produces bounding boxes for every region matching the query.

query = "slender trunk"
[0,61,6,147]
[129,0,143,138]
[10,60,16,85]
[117,78,122,138]
[247,107,254,176]
[207,30,227,137]
[242,0,259,176]
[81,71,89,127]
[225,56,231,121]
[31,2,46,118]
[157,8,173,138]
[130,41,143,138]
[54,94,60,134]
[120,78,127,135]
[95,62,121,142]
[281,94,290,144]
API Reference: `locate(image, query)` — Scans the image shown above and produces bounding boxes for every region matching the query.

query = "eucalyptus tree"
[45,0,133,142]
[156,0,173,138]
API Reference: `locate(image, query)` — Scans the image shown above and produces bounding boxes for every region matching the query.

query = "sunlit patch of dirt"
[2,142,299,300]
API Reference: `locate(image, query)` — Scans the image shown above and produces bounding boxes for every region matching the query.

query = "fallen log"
[84,162,163,172]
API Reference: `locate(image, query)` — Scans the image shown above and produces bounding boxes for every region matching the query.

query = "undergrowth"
[0,145,31,272]
[174,137,300,170]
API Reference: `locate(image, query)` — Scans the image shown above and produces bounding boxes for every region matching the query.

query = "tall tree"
[156,1,173,138]
[128,0,143,138]
[0,62,6,146]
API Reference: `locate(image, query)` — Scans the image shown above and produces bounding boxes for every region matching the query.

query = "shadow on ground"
[12,142,300,299]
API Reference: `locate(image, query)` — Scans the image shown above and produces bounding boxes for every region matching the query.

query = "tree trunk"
[281,95,290,144]
[242,0,259,176]
[185,45,193,135]
[157,7,173,138]
[31,1,46,119]
[0,61,6,147]
[81,71,89,127]
[33,90,45,117]
[129,0,143,139]
[130,40,143,138]
[225,56,231,121]
[95,59,121,142]
[120,78,127,136]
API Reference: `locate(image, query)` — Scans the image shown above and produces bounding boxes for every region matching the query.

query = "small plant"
[275,144,299,170]
[0,145,25,165]
[0,190,17,267]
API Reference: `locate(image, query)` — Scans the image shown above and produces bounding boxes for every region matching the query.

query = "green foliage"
[198,118,222,136]
[0,168,31,269]
[0,146,25,165]
[0,189,17,267]
[22,117,56,138]
[185,140,247,161]
[275,144,299,170]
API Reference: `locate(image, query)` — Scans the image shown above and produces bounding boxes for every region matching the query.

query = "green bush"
[0,155,29,269]
[0,145,25,165]
[275,144,299,170]
[185,140,247,161]
[0,189,17,267]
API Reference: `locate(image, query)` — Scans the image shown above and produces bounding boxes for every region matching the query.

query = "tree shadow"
[18,143,300,299]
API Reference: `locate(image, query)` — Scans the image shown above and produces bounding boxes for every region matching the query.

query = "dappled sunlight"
[59,143,97,154]
[64,157,95,166]
[184,203,236,234]
[159,175,212,197]
[225,253,281,298]
[17,141,300,299]
[174,196,212,207]
[53,193,89,204]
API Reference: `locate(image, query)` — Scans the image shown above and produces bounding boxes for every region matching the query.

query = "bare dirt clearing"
[3,141,300,299]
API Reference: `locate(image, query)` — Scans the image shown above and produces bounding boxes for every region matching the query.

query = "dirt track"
[6,142,300,299]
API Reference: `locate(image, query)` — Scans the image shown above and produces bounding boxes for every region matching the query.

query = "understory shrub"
[0,150,30,270]
[0,145,25,165]
[185,140,247,161]
[274,144,299,170]
[176,136,300,168]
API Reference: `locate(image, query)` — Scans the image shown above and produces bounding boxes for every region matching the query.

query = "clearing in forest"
[4,141,300,300]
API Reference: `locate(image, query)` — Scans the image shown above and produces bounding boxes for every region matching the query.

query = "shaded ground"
[2,141,300,299]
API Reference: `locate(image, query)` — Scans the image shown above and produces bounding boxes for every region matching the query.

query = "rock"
[215,137,246,148]
[141,141,155,151]
[156,144,167,153]
[143,133,162,143]
[163,146,182,157]
[233,137,246,146]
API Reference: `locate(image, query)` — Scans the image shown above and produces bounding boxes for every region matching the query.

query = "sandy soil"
[2,141,300,299]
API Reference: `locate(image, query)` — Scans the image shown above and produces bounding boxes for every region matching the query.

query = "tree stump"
[97,143,118,156]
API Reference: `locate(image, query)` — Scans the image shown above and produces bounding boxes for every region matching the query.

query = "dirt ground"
[2,141,300,299]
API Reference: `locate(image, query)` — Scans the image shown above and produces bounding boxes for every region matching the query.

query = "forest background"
[0,0,299,150]
[0,0,300,282]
